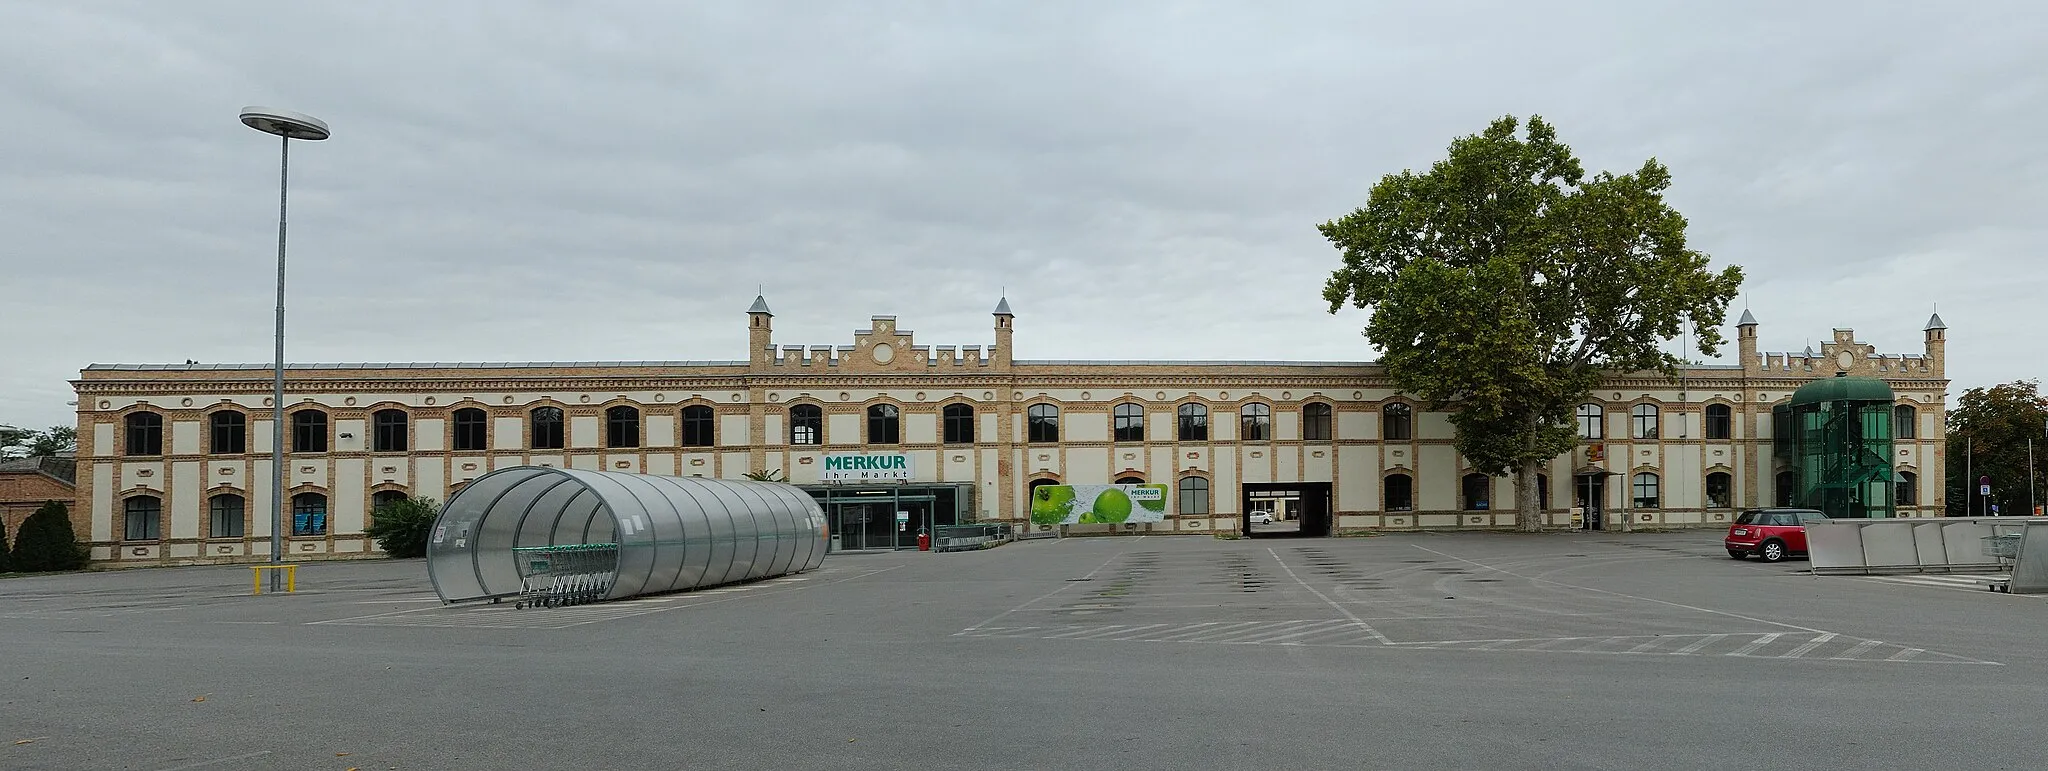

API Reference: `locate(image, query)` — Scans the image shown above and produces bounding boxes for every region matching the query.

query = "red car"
[1725,508,1828,562]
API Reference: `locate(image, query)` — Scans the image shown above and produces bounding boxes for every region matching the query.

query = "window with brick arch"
[1462,473,1491,511]
[790,405,822,446]
[606,405,640,448]
[1177,404,1208,442]
[1028,404,1059,443]
[530,406,565,450]
[1706,472,1732,508]
[210,411,247,454]
[1705,404,1732,440]
[373,409,409,452]
[208,494,244,538]
[1894,405,1917,439]
[1302,403,1332,441]
[125,412,163,456]
[1240,403,1271,441]
[1384,403,1413,441]
[452,408,487,452]
[1178,477,1210,516]
[291,492,328,536]
[867,404,899,445]
[681,405,715,447]
[1384,474,1413,512]
[1113,403,1144,443]
[291,410,328,453]
[943,404,975,444]
[123,496,162,541]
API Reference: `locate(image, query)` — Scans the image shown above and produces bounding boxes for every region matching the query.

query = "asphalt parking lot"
[4,530,2046,770]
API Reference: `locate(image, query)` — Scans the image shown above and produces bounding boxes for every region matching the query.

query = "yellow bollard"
[251,564,298,595]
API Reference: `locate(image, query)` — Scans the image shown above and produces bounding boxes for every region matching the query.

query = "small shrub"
[12,500,88,572]
[366,495,440,559]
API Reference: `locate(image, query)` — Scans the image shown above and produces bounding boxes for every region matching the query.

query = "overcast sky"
[3,1,2042,430]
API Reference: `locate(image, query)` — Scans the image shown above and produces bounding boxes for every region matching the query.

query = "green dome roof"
[1788,375,1894,406]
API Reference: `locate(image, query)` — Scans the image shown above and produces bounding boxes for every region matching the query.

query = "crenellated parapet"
[745,297,1015,374]
[1735,313,1944,380]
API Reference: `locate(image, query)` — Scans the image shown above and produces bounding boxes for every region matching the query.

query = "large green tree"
[1323,115,1743,531]
[1,425,76,458]
[1945,380,2048,517]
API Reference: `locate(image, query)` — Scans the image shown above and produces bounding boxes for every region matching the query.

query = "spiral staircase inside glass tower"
[1773,373,1898,518]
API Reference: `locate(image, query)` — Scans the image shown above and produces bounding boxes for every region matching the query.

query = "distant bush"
[12,500,87,572]
[366,496,440,559]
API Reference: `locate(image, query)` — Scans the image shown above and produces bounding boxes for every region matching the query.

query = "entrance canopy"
[427,467,827,604]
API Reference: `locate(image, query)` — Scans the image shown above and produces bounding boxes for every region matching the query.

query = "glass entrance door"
[834,503,873,551]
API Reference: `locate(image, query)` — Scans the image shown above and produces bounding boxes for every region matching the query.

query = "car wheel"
[1759,540,1787,563]
[1728,550,1747,560]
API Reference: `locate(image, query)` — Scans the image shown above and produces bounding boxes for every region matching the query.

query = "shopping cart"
[512,543,620,609]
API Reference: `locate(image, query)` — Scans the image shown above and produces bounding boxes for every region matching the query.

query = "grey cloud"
[2,0,2043,428]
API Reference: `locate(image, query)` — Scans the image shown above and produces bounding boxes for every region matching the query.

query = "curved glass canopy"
[426,467,827,604]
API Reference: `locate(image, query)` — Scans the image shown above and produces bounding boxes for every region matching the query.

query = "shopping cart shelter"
[425,467,828,606]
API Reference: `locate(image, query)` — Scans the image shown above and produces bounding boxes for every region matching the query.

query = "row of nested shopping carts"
[1982,524,2027,593]
[511,543,620,609]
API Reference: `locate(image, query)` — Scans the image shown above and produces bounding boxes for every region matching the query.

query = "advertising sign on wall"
[1030,484,1170,525]
[821,452,914,482]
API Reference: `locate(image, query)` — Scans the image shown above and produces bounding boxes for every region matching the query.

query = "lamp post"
[240,107,330,593]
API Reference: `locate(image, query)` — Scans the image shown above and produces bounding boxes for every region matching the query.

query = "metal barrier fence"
[512,543,620,608]
[1808,518,2048,593]
[932,524,1015,553]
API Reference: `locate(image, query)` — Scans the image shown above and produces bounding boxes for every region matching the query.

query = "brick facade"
[0,456,80,551]
[67,298,1950,567]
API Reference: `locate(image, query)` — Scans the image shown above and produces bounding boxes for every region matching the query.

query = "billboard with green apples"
[1029,484,1170,525]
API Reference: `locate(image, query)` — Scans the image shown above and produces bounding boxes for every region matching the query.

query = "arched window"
[1775,470,1799,507]
[530,406,565,450]
[1576,404,1603,440]
[452,407,487,452]
[1895,405,1918,439]
[1177,404,1209,442]
[1115,476,1145,485]
[943,404,975,444]
[123,496,162,541]
[1706,472,1732,508]
[1462,473,1491,511]
[208,493,244,538]
[1384,474,1413,512]
[1302,403,1333,441]
[1633,473,1661,509]
[371,490,408,512]
[291,410,328,453]
[606,405,641,448]
[790,405,822,446]
[291,492,328,536]
[124,412,164,456]
[1384,403,1413,441]
[1631,404,1659,440]
[209,411,247,454]
[1178,476,1211,516]
[373,409,409,452]
[1113,403,1145,443]
[867,404,900,445]
[1705,404,1732,440]
[1240,403,1271,441]
[1897,470,1918,506]
[681,405,715,447]
[1028,404,1060,443]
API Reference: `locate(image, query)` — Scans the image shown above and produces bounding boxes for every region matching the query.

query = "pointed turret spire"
[748,294,772,316]
[1737,308,1757,326]
[1924,312,1946,331]
[993,296,1012,316]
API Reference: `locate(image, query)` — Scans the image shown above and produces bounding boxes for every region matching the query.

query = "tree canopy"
[1945,380,2048,517]
[1322,115,1743,530]
[1,425,76,459]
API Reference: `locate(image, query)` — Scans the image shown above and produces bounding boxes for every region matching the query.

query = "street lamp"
[240,107,330,593]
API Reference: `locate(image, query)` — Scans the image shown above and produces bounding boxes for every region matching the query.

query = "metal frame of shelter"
[1773,373,1897,519]
[426,466,828,605]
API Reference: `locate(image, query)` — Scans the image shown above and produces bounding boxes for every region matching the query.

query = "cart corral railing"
[512,543,620,609]
[933,524,1015,553]
[1808,517,2048,592]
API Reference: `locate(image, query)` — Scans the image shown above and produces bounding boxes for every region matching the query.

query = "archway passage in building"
[426,466,827,604]
[1241,483,1333,538]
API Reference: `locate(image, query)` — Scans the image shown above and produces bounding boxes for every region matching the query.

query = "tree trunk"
[1517,412,1544,532]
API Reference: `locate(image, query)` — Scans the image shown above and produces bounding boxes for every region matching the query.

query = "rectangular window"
[209,495,245,538]
[123,497,161,541]
[292,494,328,536]
[943,406,975,444]
[681,407,715,447]
[1705,405,1732,441]
[373,410,408,452]
[791,407,822,446]
[452,409,487,452]
[210,412,247,454]
[1302,404,1332,441]
[531,407,565,450]
[607,407,641,448]
[292,411,328,453]
[1113,405,1144,443]
[125,414,164,456]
